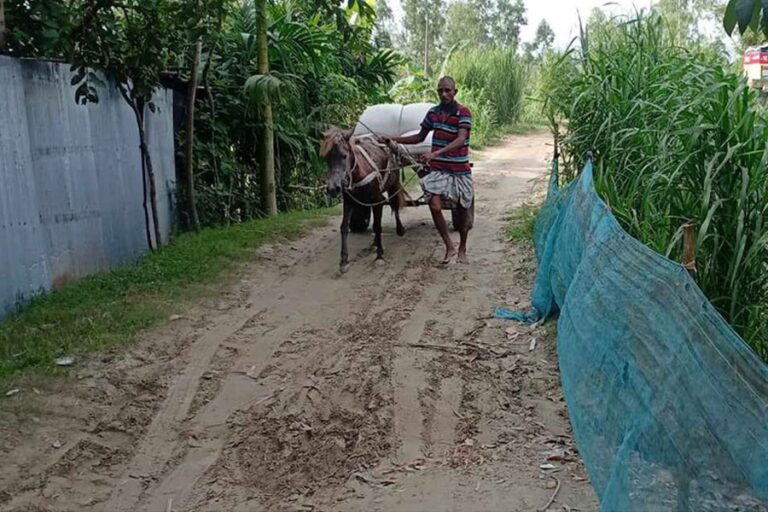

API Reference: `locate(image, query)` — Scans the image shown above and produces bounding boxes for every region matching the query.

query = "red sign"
[744,51,768,65]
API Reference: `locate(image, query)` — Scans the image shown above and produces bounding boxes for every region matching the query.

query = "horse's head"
[320,126,353,197]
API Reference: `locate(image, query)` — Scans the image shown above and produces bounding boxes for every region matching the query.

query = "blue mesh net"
[498,158,768,511]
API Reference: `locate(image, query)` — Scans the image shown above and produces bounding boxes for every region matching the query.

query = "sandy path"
[0,132,598,512]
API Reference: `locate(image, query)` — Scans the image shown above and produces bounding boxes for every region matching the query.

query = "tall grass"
[390,46,528,146]
[550,12,768,359]
[445,47,526,126]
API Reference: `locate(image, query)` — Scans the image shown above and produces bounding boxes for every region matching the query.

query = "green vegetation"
[0,210,334,379]
[549,10,768,359]
[391,45,532,147]
[3,0,401,228]
[506,204,540,244]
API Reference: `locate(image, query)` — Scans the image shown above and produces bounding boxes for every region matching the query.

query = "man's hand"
[378,136,399,152]
[420,153,438,164]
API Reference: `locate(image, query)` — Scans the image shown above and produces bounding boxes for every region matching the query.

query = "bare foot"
[441,248,458,265]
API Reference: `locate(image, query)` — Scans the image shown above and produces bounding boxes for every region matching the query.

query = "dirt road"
[1,132,598,512]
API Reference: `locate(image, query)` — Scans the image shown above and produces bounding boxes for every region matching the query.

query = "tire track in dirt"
[1,133,599,512]
[115,217,446,510]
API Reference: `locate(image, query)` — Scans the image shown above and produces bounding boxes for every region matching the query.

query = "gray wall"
[0,56,176,316]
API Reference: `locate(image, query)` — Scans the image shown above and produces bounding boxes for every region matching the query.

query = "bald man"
[383,76,474,265]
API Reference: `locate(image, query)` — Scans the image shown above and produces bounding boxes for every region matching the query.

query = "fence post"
[683,222,697,277]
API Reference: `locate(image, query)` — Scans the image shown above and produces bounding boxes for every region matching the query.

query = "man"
[382,76,474,265]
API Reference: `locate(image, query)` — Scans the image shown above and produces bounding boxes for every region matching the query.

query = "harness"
[340,135,419,208]
[346,135,397,190]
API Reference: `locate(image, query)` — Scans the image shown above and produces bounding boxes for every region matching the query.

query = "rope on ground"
[539,476,561,512]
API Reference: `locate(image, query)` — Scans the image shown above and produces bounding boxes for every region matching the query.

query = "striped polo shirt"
[421,102,472,175]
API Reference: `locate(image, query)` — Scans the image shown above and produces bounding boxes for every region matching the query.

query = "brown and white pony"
[320,126,406,273]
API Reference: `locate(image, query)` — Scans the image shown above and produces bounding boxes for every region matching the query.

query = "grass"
[0,208,335,382]
[505,123,549,136]
[549,11,768,359]
[391,46,528,149]
[506,204,540,244]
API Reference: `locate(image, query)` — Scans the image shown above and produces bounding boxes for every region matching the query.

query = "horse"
[320,126,407,274]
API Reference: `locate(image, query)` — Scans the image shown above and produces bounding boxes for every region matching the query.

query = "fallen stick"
[400,343,464,354]
[539,476,561,512]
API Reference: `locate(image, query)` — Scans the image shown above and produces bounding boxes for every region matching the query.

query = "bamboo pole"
[683,222,697,277]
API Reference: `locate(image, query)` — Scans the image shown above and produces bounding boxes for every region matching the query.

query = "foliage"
[506,203,539,244]
[4,0,401,227]
[521,48,572,125]
[443,0,492,51]
[190,0,401,223]
[3,0,72,57]
[401,0,528,70]
[491,0,527,48]
[390,45,527,147]
[523,20,555,60]
[445,46,526,125]
[372,0,396,49]
[550,11,768,359]
[724,0,768,37]
[402,0,445,71]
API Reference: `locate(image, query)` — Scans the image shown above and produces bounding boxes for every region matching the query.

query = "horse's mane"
[319,126,353,157]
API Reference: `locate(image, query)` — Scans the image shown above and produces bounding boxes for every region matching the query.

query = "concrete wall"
[0,56,176,316]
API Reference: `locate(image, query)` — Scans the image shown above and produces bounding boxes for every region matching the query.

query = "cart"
[349,103,473,233]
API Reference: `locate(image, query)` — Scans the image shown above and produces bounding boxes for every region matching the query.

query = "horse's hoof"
[375,258,385,267]
[340,263,351,274]
[396,226,406,237]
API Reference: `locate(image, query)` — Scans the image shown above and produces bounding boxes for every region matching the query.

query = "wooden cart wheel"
[350,204,371,233]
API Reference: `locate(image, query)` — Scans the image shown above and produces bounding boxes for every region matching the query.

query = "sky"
[389,0,659,49]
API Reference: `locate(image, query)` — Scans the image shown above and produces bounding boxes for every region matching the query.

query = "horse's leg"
[390,187,406,237]
[373,203,384,261]
[340,196,353,273]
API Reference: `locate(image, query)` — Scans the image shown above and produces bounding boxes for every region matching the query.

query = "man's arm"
[384,126,431,146]
[423,128,469,161]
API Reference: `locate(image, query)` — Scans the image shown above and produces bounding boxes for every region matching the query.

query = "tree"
[0,0,6,49]
[656,0,724,42]
[372,0,396,49]
[524,19,554,59]
[178,0,228,231]
[491,0,527,48]
[183,39,203,231]
[443,0,491,50]
[68,0,184,249]
[403,0,445,73]
[256,0,277,215]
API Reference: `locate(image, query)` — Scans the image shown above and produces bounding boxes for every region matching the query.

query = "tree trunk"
[121,86,162,250]
[0,0,6,49]
[256,0,278,215]
[184,39,202,231]
[424,17,429,75]
[139,110,163,248]
[119,86,155,250]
